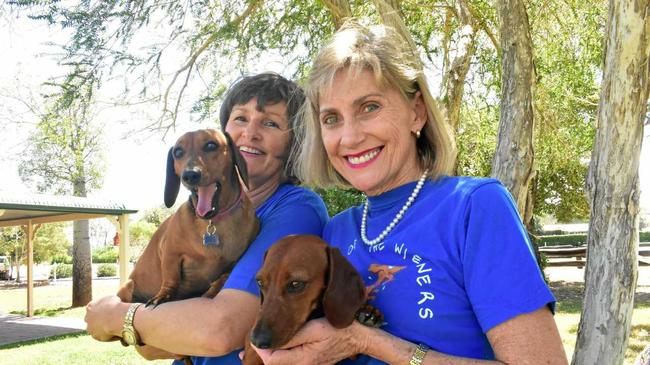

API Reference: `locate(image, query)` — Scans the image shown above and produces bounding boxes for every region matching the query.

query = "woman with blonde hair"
[254,22,567,365]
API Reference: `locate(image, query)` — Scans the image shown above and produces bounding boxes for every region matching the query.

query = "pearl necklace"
[360,170,428,246]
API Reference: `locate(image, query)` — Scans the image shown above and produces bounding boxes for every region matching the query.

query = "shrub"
[537,234,587,247]
[92,246,118,263]
[50,264,72,279]
[315,187,364,217]
[96,264,117,277]
[51,254,72,264]
[641,231,650,242]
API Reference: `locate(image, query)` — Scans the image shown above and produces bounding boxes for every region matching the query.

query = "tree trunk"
[445,34,476,135]
[443,2,478,136]
[442,2,478,176]
[492,0,536,227]
[72,178,92,307]
[372,0,416,54]
[13,251,21,282]
[572,1,649,364]
[322,0,352,28]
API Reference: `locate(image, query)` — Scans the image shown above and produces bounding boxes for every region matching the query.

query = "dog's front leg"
[146,253,183,308]
[201,272,229,299]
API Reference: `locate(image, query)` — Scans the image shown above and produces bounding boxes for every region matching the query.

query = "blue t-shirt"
[175,184,329,365]
[324,177,555,363]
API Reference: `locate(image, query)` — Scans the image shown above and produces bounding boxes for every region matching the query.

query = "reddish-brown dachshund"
[117,128,259,306]
[241,235,367,365]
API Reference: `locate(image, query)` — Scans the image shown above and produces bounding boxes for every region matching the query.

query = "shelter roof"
[0,192,137,227]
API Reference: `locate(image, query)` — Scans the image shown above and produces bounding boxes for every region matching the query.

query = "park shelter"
[0,193,138,316]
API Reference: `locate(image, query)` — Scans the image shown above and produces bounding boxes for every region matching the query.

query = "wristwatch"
[409,343,429,365]
[120,303,144,347]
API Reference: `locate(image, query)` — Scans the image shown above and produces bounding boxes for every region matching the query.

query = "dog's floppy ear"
[224,132,250,189]
[323,246,366,328]
[164,147,181,208]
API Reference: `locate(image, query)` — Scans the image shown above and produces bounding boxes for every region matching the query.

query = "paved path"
[0,312,86,347]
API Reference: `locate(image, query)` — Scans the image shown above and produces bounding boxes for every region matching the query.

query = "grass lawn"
[0,332,170,365]
[1,277,649,364]
[0,279,120,315]
[549,280,650,364]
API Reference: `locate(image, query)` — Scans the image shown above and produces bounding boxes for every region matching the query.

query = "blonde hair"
[296,21,456,188]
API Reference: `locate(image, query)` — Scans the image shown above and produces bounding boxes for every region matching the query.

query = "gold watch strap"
[121,302,143,346]
[409,343,429,365]
[124,302,142,326]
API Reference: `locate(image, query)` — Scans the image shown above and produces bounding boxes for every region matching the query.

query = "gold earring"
[413,130,421,139]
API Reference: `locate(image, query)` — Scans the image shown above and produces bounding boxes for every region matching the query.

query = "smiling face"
[225,98,291,190]
[318,68,427,196]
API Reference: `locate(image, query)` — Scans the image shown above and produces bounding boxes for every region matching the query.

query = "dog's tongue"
[196,184,217,217]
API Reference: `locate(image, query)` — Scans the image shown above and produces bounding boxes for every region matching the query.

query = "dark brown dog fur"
[241,235,366,365]
[117,128,259,306]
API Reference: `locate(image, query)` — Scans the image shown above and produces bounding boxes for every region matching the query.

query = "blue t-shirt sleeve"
[461,182,555,333]
[223,189,328,295]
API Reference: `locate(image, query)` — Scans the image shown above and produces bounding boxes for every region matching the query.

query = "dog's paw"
[355,304,385,328]
[146,290,175,308]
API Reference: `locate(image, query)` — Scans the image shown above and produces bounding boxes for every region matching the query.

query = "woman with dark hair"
[85,72,329,365]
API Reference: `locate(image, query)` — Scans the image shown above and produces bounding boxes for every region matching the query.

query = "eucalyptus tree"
[529,0,604,223]
[18,95,106,307]
[9,0,605,225]
[491,0,536,225]
[572,0,649,363]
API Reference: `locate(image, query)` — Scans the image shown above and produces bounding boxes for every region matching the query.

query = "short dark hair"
[219,72,305,185]
[219,72,305,132]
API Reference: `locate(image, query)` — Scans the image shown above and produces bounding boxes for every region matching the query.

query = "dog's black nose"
[250,324,274,349]
[182,170,201,185]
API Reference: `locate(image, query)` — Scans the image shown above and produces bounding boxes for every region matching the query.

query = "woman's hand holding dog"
[252,318,367,365]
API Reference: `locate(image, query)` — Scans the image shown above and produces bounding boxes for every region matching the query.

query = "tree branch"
[459,0,500,56]
[322,0,352,28]
[158,0,262,132]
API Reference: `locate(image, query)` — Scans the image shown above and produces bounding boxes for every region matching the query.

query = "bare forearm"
[354,323,503,365]
[135,298,239,355]
[109,291,258,356]
[354,307,567,365]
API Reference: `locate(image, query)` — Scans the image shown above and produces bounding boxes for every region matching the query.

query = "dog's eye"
[173,147,184,159]
[204,141,218,152]
[287,281,305,293]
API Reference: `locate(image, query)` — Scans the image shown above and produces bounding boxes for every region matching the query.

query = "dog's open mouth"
[192,183,220,219]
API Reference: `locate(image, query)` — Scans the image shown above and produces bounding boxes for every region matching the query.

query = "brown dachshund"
[241,235,367,365]
[117,128,260,306]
